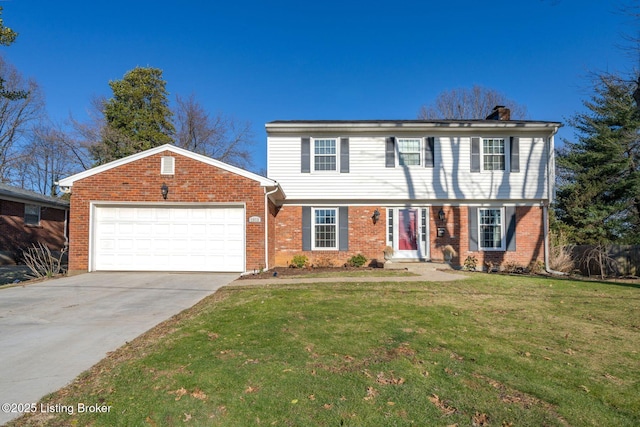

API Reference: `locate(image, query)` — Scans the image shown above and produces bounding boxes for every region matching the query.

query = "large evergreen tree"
[556,75,640,244]
[91,67,174,164]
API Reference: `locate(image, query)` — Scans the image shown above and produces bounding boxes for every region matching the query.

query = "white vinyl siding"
[268,134,550,201]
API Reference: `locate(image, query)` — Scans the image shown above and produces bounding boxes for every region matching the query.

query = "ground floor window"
[313,208,337,249]
[24,204,41,226]
[479,208,504,249]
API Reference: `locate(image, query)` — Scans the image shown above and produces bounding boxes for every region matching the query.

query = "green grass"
[12,274,640,426]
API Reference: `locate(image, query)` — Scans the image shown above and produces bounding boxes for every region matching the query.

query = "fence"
[568,245,640,277]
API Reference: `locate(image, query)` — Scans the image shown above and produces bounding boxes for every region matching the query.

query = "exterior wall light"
[438,208,446,223]
[161,183,169,200]
[372,209,380,224]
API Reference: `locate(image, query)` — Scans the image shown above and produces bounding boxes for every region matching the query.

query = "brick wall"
[0,199,67,264]
[68,151,269,272]
[274,204,545,271]
[273,205,387,267]
[431,205,545,269]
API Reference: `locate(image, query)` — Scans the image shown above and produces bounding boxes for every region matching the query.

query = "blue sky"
[2,0,635,173]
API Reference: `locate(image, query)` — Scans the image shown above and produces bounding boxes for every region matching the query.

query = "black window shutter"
[385,137,395,168]
[471,137,480,172]
[468,207,478,251]
[339,207,349,251]
[505,206,517,251]
[425,137,435,168]
[301,137,311,173]
[340,137,350,173]
[510,137,520,173]
[302,207,311,250]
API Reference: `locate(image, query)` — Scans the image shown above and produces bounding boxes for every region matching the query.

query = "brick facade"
[67,150,271,273]
[274,204,545,271]
[0,199,67,265]
[430,205,544,269]
[274,205,387,267]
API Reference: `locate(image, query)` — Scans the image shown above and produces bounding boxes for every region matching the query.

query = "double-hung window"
[397,138,421,166]
[483,138,505,171]
[479,208,504,250]
[313,208,337,249]
[314,139,337,171]
[24,204,41,226]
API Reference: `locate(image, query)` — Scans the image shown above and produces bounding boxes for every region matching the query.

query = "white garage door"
[92,205,245,272]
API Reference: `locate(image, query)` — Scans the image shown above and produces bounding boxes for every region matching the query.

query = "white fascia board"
[266,121,563,135]
[58,144,278,188]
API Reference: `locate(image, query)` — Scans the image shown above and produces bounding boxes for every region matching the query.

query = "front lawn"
[12,275,640,426]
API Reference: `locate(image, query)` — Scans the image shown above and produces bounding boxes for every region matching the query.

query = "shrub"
[23,242,66,279]
[314,255,335,268]
[463,255,478,271]
[290,255,309,268]
[347,254,367,268]
[503,261,526,274]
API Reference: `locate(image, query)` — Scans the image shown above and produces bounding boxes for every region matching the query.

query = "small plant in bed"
[347,254,367,268]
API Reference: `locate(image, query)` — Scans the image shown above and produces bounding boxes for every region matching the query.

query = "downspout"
[543,129,566,276]
[264,185,279,270]
[57,184,72,250]
[543,203,566,275]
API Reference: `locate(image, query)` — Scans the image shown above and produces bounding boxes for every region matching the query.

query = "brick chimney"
[486,105,511,121]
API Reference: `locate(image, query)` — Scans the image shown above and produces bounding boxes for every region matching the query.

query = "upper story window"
[24,204,41,226]
[479,208,504,250]
[314,138,337,171]
[483,138,505,171]
[385,137,434,168]
[397,138,422,166]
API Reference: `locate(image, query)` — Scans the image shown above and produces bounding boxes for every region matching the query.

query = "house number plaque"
[249,216,262,223]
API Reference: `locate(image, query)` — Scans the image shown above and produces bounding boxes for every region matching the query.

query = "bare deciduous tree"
[17,123,86,196]
[0,56,44,182]
[174,94,253,169]
[417,85,528,120]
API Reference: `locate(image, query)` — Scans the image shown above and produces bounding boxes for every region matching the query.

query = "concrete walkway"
[234,262,468,286]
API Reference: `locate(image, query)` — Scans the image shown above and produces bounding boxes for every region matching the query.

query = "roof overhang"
[266,120,563,135]
[57,144,279,190]
[0,185,69,210]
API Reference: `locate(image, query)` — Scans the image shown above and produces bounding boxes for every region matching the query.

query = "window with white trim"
[313,208,337,249]
[397,138,421,166]
[24,204,41,226]
[479,208,504,249]
[313,138,337,171]
[483,138,505,171]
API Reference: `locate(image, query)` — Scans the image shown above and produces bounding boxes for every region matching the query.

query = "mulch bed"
[238,266,385,280]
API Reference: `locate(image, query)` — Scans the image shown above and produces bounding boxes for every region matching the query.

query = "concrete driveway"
[0,272,237,425]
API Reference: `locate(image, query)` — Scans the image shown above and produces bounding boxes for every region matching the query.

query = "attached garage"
[92,204,245,272]
[58,144,283,274]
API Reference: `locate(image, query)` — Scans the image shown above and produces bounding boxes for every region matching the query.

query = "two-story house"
[58,106,560,273]
[267,107,561,270]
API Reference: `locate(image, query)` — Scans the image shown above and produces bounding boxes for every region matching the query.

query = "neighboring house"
[58,106,561,273]
[0,183,69,265]
[266,107,561,270]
